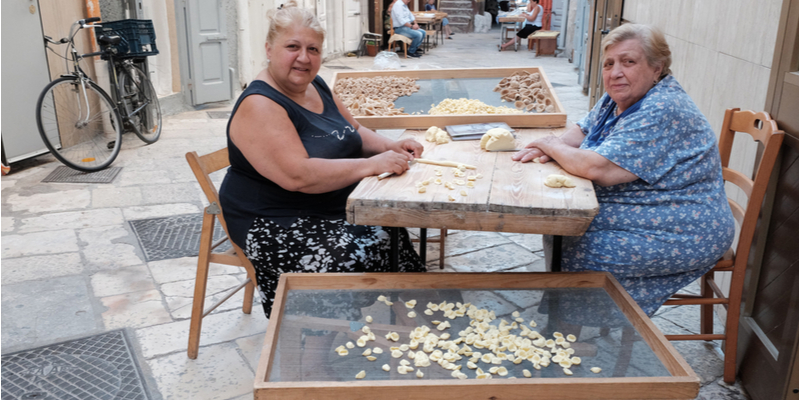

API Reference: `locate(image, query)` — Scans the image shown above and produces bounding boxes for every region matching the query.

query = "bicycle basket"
[95,19,159,60]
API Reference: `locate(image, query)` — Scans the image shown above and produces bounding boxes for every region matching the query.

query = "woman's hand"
[512,135,560,163]
[369,150,415,176]
[387,138,424,158]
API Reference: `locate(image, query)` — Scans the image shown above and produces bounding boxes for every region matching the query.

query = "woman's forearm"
[537,138,638,186]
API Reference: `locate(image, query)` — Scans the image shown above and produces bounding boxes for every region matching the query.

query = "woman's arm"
[513,122,584,163]
[528,136,638,186]
[526,4,540,22]
[333,91,424,158]
[230,95,415,194]
[512,123,638,187]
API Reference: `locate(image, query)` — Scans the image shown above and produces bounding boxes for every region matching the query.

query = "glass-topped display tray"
[330,67,567,129]
[254,272,699,400]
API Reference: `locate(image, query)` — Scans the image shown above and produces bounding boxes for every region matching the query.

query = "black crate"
[95,19,159,59]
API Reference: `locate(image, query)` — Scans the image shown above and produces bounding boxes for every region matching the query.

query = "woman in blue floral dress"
[513,24,735,316]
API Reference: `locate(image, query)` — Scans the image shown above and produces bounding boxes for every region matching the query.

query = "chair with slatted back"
[185,148,258,359]
[388,16,413,58]
[663,108,784,383]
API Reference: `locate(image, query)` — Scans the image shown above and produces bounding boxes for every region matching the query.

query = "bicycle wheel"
[36,76,122,172]
[120,63,162,144]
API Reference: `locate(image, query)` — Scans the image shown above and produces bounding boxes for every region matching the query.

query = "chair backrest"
[186,148,229,212]
[717,108,784,262]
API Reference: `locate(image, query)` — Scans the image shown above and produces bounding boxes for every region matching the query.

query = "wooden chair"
[185,148,258,359]
[663,108,784,383]
[388,16,413,58]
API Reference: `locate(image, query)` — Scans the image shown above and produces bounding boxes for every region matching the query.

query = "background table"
[346,127,599,268]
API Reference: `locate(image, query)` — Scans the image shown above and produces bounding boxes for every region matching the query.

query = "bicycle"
[36,17,162,172]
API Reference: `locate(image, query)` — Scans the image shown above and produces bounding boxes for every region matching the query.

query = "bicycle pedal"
[107,141,116,150]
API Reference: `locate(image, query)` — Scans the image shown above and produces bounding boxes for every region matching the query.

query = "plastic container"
[95,19,159,59]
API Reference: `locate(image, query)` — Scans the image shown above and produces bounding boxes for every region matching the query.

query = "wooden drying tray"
[254,272,700,400]
[331,67,567,129]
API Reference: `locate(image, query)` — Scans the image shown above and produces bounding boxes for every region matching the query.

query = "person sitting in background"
[512,24,735,316]
[392,0,426,57]
[425,0,453,39]
[499,0,541,51]
[219,1,426,320]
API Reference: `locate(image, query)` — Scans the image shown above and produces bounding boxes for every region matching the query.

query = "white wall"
[623,0,782,193]
[237,0,274,86]
[141,0,176,97]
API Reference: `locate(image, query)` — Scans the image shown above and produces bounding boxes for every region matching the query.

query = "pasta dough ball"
[544,174,576,188]
[480,128,516,151]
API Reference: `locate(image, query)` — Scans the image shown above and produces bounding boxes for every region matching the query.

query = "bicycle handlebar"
[82,17,101,24]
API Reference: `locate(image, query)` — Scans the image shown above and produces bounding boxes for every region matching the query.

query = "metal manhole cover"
[129,213,230,262]
[206,111,232,119]
[1,330,150,400]
[41,167,122,184]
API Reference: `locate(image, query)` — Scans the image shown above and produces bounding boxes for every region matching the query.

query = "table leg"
[390,227,399,272]
[419,228,428,265]
[551,235,562,272]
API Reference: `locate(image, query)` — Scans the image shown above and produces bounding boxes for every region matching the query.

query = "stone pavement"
[1,28,749,399]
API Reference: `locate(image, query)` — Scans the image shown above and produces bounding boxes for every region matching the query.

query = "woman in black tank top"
[218,2,427,363]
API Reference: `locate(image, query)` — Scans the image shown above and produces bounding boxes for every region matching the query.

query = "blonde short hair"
[601,24,672,78]
[266,1,325,45]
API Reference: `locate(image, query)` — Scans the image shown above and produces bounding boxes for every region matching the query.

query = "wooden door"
[179,0,232,105]
[586,0,622,107]
[737,0,798,398]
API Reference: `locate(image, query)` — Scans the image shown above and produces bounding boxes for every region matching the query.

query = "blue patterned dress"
[562,75,736,316]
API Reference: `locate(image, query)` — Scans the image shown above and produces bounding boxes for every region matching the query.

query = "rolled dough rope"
[415,158,477,169]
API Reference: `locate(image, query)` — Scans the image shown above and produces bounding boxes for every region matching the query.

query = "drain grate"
[1,330,150,400]
[42,167,122,184]
[206,111,232,119]
[324,65,353,70]
[129,213,230,262]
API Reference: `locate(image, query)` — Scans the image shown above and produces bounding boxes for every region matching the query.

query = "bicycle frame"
[46,18,152,137]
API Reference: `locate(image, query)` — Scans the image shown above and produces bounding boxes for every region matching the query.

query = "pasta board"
[330,67,567,129]
[254,272,700,400]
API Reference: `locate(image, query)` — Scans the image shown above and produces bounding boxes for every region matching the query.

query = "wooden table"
[412,11,447,49]
[498,15,526,51]
[346,127,599,268]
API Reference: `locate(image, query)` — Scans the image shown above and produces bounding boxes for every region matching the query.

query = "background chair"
[185,149,258,359]
[388,17,413,58]
[663,108,784,383]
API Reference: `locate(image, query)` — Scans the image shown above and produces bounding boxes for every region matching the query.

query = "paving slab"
[100,289,173,329]
[1,252,84,285]
[445,243,539,272]
[1,275,99,353]
[2,229,80,258]
[5,189,92,214]
[147,256,245,285]
[91,186,144,208]
[135,309,269,359]
[90,265,157,297]
[145,342,254,400]
[78,225,144,270]
[122,203,202,220]
[17,208,124,233]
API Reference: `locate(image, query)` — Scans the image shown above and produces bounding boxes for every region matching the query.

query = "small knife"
[377,159,417,180]
[486,149,524,152]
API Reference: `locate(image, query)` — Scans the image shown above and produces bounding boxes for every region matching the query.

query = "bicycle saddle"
[97,34,122,46]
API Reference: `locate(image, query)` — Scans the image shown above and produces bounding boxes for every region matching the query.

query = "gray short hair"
[601,24,672,78]
[266,1,325,45]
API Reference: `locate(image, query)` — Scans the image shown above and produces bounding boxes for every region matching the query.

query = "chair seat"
[389,34,413,45]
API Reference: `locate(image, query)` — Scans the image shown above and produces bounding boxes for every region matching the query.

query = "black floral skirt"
[244,216,425,318]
